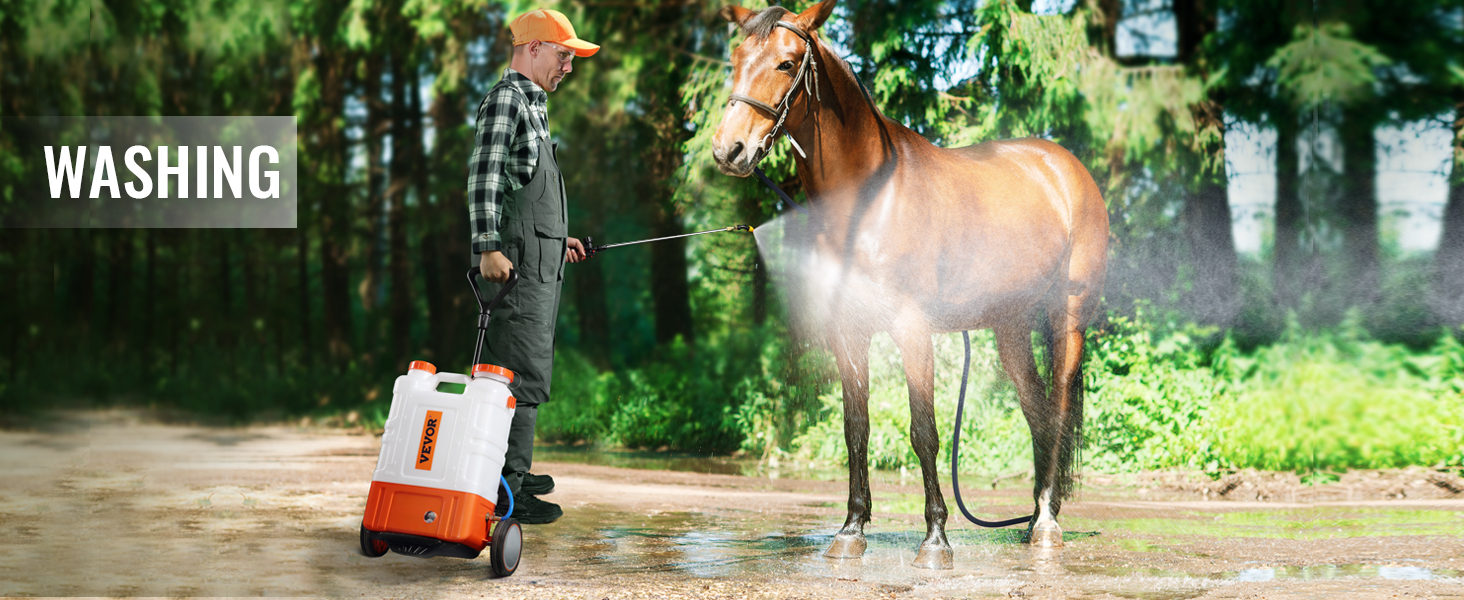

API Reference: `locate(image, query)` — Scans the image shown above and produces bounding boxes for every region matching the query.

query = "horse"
[711,0,1109,569]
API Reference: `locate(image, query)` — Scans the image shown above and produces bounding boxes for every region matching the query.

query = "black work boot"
[495,486,563,524]
[510,493,563,524]
[521,473,555,496]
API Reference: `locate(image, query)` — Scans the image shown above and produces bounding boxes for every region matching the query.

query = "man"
[467,8,597,524]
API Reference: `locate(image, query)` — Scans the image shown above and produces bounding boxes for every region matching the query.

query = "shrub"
[1212,315,1464,471]
[541,325,826,454]
[1082,304,1228,472]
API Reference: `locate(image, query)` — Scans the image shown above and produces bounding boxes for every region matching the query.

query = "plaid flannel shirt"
[468,69,550,254]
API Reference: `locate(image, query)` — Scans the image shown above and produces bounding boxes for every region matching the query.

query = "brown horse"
[712,1,1108,569]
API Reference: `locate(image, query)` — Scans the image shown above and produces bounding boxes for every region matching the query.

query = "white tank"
[370,361,516,506]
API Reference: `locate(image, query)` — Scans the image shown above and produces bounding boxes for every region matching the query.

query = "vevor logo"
[416,410,443,471]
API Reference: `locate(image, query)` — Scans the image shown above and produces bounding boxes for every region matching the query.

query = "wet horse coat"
[712,1,1109,569]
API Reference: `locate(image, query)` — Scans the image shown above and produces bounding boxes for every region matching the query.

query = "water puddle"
[519,507,1461,594]
[535,444,1024,486]
[534,445,765,477]
[1231,564,1460,581]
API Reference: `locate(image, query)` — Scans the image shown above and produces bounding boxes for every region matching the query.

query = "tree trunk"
[1096,0,1121,56]
[409,67,446,364]
[1338,106,1380,309]
[650,201,693,345]
[1174,0,1237,325]
[272,247,287,375]
[1273,112,1304,310]
[430,86,470,367]
[2,233,15,381]
[643,2,694,346]
[241,230,258,345]
[387,46,413,366]
[1431,100,1464,326]
[574,251,611,361]
[298,226,312,366]
[1182,164,1240,324]
[218,230,234,349]
[169,232,184,375]
[317,51,354,363]
[143,230,156,373]
[360,53,386,359]
[72,230,95,340]
[1174,0,1213,67]
[107,230,134,350]
[572,134,611,363]
[740,186,769,326]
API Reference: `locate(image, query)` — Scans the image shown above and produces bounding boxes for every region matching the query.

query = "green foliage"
[955,0,1093,144]
[539,325,827,455]
[1083,304,1228,473]
[1267,22,1392,109]
[534,348,616,444]
[1213,315,1464,471]
[771,305,1464,477]
[827,0,979,139]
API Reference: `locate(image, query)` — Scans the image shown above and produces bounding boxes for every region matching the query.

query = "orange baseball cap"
[510,9,600,57]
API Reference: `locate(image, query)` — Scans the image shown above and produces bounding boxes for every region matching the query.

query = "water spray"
[583,224,754,257]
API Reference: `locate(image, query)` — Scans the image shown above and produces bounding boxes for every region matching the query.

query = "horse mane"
[740,6,792,39]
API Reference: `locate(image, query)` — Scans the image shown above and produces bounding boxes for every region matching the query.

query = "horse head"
[712,0,836,177]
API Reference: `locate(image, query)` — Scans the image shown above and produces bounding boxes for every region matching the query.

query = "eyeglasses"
[542,42,573,65]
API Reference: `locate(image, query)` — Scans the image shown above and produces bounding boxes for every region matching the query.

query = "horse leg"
[890,316,952,569]
[1030,298,1089,548]
[993,323,1061,547]
[825,331,872,559]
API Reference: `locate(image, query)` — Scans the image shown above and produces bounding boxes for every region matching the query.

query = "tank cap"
[408,360,437,375]
[471,364,515,383]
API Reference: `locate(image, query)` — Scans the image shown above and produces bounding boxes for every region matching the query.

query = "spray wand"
[583,224,754,257]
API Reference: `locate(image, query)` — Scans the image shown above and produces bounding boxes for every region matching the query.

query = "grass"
[1099,507,1464,541]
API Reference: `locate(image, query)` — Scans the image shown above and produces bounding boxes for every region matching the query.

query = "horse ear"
[794,0,836,32]
[718,5,756,27]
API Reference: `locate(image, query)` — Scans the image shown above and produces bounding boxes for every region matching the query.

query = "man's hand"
[566,237,588,263]
[480,251,514,283]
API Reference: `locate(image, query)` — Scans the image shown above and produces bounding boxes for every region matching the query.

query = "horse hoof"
[824,533,867,558]
[1029,522,1063,548]
[911,544,953,570]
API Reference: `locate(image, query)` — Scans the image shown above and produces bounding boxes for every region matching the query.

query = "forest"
[2,0,1462,479]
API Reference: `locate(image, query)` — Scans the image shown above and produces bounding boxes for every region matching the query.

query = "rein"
[729,20,820,215]
[728,21,820,161]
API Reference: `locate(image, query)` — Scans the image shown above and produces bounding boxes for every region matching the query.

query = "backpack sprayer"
[359,269,526,577]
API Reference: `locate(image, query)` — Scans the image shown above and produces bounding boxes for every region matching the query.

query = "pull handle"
[467,268,518,368]
[466,267,519,316]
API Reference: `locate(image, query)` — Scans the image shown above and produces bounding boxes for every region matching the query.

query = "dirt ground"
[2,410,1461,599]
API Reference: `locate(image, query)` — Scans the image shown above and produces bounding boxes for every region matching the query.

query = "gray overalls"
[479,133,566,496]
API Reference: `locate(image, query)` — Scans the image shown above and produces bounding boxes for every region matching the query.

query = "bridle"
[727,20,820,163]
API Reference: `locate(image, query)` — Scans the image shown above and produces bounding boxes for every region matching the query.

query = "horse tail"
[1038,291,1085,505]
[1059,345,1085,503]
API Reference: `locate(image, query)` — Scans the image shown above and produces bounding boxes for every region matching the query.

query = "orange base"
[362,481,495,551]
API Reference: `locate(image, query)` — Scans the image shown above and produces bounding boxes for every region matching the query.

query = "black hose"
[951,330,1033,528]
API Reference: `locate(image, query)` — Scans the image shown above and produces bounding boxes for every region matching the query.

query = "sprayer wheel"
[360,524,389,557]
[489,518,522,577]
